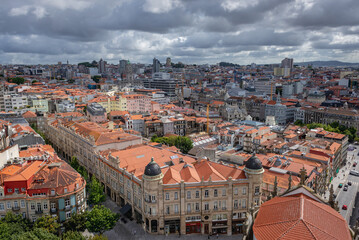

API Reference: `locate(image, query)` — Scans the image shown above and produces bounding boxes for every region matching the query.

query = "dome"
[245,154,263,170]
[144,157,162,176]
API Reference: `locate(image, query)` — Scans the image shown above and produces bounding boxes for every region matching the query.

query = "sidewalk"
[102,199,243,240]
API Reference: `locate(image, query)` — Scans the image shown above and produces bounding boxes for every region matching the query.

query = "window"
[14,201,18,208]
[195,203,200,211]
[214,201,218,210]
[127,191,131,200]
[66,211,71,219]
[32,216,37,222]
[195,191,200,198]
[151,195,156,202]
[64,188,68,194]
[214,189,218,197]
[0,203,4,211]
[21,188,26,192]
[20,200,25,208]
[166,206,170,214]
[204,202,209,211]
[242,199,246,209]
[222,200,226,210]
[234,200,238,209]
[187,191,191,199]
[51,190,55,196]
[242,187,247,195]
[31,202,35,210]
[7,188,12,193]
[254,198,259,206]
[205,190,209,198]
[14,188,19,194]
[174,204,179,214]
[65,199,70,207]
[165,193,170,200]
[43,203,48,210]
[222,189,226,196]
[7,202,11,209]
[187,203,191,213]
[255,186,260,195]
[51,203,56,210]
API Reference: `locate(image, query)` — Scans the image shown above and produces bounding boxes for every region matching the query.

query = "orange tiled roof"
[253,193,351,240]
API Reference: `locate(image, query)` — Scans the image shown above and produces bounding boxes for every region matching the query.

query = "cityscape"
[0,1,359,240]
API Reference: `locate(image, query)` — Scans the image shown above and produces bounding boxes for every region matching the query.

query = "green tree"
[62,231,86,240]
[63,212,88,232]
[34,215,60,235]
[338,124,347,132]
[88,176,105,204]
[14,228,59,240]
[86,205,119,234]
[174,136,193,154]
[70,156,80,170]
[89,235,108,240]
[294,120,304,126]
[0,222,25,239]
[151,134,158,142]
[330,121,339,128]
[83,106,87,114]
[1,212,30,231]
[11,77,25,85]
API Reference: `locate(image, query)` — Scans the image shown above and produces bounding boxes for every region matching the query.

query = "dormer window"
[7,188,12,193]
[64,188,68,194]
[51,190,55,196]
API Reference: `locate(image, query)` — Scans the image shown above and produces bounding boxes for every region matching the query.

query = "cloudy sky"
[1,0,359,65]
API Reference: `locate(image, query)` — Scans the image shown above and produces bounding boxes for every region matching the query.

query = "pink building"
[87,103,107,123]
[124,94,151,113]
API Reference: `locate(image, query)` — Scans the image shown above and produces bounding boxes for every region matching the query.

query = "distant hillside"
[295,60,359,67]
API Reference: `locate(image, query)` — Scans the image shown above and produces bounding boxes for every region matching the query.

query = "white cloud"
[143,0,182,14]
[9,6,30,16]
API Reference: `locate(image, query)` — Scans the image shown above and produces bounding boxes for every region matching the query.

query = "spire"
[288,172,292,190]
[272,176,278,197]
[299,166,307,185]
[150,157,155,163]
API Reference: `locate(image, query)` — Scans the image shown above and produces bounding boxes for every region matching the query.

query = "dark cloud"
[0,0,358,64]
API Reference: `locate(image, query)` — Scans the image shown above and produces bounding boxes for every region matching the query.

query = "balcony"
[254,192,260,196]
[12,206,20,211]
[35,209,43,214]
[50,208,57,213]
[65,205,71,210]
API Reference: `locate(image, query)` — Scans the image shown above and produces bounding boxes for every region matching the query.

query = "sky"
[1,0,359,65]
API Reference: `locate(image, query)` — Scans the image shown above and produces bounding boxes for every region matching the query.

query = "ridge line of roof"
[301,219,318,240]
[277,219,301,239]
[304,221,341,240]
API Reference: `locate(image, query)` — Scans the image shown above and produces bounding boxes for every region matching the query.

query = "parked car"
[350,170,359,176]
[342,205,348,210]
[344,186,348,191]
[338,183,343,188]
[348,181,352,186]
[353,163,357,167]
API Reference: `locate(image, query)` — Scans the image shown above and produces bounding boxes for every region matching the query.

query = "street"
[328,145,359,226]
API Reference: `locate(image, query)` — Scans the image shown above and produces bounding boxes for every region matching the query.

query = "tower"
[143,157,164,234]
[153,58,160,74]
[166,57,171,67]
[243,154,264,209]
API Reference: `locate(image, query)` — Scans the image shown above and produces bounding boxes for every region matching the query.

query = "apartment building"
[0,148,86,222]
[92,145,264,236]
[123,94,151,113]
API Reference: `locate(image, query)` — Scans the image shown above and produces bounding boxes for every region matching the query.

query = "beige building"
[95,145,264,236]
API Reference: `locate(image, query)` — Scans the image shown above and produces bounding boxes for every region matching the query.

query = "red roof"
[253,193,351,240]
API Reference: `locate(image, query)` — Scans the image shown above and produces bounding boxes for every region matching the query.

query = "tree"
[0,222,25,240]
[330,121,339,129]
[63,212,88,232]
[294,120,304,126]
[70,156,80,171]
[34,215,60,235]
[1,212,30,231]
[11,77,25,85]
[83,106,87,114]
[62,231,86,240]
[89,235,108,240]
[174,136,193,154]
[14,228,59,240]
[86,205,119,234]
[88,176,105,204]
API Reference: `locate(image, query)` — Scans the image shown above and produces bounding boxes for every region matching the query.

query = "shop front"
[212,221,228,234]
[164,219,180,234]
[232,220,245,234]
[186,221,201,234]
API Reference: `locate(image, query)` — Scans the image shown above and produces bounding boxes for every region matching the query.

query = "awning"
[120,203,132,216]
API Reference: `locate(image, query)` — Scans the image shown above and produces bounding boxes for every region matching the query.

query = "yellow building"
[89,96,127,113]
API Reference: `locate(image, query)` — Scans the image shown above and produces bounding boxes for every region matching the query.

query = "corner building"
[97,145,263,236]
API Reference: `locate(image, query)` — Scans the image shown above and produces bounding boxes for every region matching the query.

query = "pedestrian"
[216,233,219,239]
[208,234,210,239]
